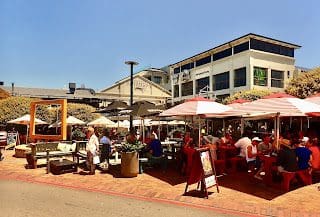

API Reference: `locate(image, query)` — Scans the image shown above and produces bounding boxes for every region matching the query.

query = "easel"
[5,132,20,150]
[184,147,219,198]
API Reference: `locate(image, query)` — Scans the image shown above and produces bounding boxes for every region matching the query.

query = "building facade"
[169,33,301,103]
[98,68,171,106]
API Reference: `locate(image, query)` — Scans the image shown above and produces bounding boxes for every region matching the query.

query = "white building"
[169,33,301,103]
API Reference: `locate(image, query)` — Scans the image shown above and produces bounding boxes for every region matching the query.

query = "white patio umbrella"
[160,97,231,147]
[7,114,47,143]
[49,116,85,128]
[87,116,116,128]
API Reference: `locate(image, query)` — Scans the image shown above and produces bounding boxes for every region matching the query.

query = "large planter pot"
[121,151,139,177]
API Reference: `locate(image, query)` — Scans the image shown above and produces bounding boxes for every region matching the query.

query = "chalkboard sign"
[184,147,219,198]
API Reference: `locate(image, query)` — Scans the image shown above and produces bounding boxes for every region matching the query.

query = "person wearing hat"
[86,126,100,175]
[276,139,298,173]
[246,137,262,174]
[295,137,312,170]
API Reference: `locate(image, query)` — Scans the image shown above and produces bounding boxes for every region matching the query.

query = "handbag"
[93,155,100,164]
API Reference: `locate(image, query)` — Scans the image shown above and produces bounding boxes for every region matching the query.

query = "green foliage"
[119,140,145,153]
[223,89,272,104]
[0,97,35,124]
[67,103,100,122]
[0,97,100,125]
[285,67,320,98]
[71,128,86,139]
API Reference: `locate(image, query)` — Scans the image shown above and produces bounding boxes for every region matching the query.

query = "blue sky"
[1,0,319,91]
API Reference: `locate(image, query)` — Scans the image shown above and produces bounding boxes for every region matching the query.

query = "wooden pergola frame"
[29,99,67,141]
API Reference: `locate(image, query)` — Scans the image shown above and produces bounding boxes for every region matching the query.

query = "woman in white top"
[86,126,100,175]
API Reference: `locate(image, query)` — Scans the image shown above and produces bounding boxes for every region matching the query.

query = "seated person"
[234,135,252,158]
[220,133,234,146]
[246,137,263,177]
[146,134,166,170]
[308,138,320,170]
[276,139,298,173]
[258,135,272,154]
[295,137,312,170]
[147,134,163,158]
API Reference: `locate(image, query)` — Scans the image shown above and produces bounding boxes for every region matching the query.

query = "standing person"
[100,129,111,164]
[86,127,99,175]
[308,138,320,170]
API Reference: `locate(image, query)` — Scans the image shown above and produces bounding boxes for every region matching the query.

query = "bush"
[285,67,320,98]
[223,89,272,104]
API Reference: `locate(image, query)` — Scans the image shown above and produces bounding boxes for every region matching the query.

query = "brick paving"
[0,150,319,217]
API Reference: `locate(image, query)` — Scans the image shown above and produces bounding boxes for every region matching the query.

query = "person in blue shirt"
[100,129,111,163]
[148,134,163,157]
[295,138,312,170]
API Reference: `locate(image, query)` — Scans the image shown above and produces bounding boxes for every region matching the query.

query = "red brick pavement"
[0,150,319,217]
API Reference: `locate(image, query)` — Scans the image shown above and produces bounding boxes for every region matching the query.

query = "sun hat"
[301,136,309,143]
[252,137,262,142]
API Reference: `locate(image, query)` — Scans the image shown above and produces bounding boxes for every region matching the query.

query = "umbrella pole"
[26,125,29,144]
[158,117,161,141]
[198,116,201,148]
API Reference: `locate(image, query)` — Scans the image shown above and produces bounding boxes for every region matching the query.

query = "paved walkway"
[0,150,319,217]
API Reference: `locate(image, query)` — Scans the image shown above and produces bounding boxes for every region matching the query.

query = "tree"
[0,97,100,125]
[223,89,272,105]
[67,103,100,122]
[285,67,320,98]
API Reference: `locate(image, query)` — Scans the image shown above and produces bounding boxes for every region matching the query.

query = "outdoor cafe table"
[258,154,277,185]
[161,141,181,160]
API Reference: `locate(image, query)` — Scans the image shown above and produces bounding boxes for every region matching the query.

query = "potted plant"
[71,128,86,141]
[118,136,145,177]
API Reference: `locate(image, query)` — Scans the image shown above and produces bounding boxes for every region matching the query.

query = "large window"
[271,70,284,88]
[234,67,246,87]
[250,39,294,57]
[196,56,211,67]
[212,48,232,61]
[152,76,162,84]
[174,67,180,74]
[181,81,193,96]
[234,42,249,54]
[196,77,209,94]
[213,72,229,90]
[174,85,179,98]
[253,67,268,86]
[181,62,194,71]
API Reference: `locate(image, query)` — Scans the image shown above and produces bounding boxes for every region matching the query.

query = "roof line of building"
[169,33,301,67]
[99,75,171,95]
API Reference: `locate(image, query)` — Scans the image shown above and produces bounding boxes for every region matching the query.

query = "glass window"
[250,39,294,57]
[196,56,211,67]
[181,62,194,71]
[196,77,209,94]
[213,72,229,90]
[234,67,246,87]
[174,67,180,74]
[271,70,284,88]
[181,81,193,96]
[253,67,268,86]
[234,42,249,54]
[174,85,179,98]
[212,48,232,61]
[152,76,162,84]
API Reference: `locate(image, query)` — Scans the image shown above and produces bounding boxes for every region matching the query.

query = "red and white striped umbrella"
[159,97,231,117]
[233,97,320,117]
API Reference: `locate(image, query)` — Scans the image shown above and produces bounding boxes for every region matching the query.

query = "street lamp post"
[125,60,139,131]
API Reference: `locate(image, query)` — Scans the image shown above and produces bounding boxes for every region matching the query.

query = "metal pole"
[125,61,139,132]
[130,63,133,131]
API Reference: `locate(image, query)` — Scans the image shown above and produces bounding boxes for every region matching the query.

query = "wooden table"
[49,159,77,175]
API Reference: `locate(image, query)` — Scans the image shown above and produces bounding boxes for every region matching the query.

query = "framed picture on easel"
[184,147,219,198]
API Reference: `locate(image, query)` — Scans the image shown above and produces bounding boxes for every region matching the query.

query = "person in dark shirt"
[148,134,163,157]
[295,138,312,170]
[276,139,298,172]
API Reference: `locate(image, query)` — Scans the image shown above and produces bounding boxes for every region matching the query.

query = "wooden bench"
[26,142,76,172]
